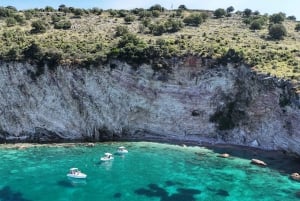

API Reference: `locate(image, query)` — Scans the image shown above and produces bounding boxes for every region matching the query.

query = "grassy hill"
[0,5,300,89]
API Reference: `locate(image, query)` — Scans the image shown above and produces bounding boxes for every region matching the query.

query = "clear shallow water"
[0,142,299,201]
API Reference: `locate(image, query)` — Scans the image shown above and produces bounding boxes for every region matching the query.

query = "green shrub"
[243,8,252,17]
[269,13,285,24]
[45,6,55,12]
[165,18,183,32]
[14,14,26,25]
[0,6,16,18]
[117,10,128,17]
[124,15,135,23]
[5,17,17,27]
[43,50,62,70]
[23,42,43,61]
[148,4,165,12]
[90,7,103,15]
[149,23,166,35]
[54,20,71,29]
[214,8,226,18]
[295,23,300,32]
[115,25,129,36]
[31,20,47,34]
[111,33,149,63]
[138,11,152,18]
[287,15,296,21]
[250,19,263,30]
[5,47,21,61]
[152,10,160,17]
[268,24,287,40]
[51,15,62,24]
[24,10,33,20]
[178,5,188,10]
[218,48,244,64]
[226,6,234,13]
[183,13,203,26]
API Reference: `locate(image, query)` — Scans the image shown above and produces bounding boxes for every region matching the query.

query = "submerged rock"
[251,159,267,166]
[217,153,230,158]
[290,173,300,181]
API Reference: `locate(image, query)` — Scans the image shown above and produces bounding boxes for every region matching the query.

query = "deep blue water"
[0,142,300,201]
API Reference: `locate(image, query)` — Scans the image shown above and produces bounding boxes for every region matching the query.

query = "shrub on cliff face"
[218,48,244,64]
[23,42,43,61]
[43,50,62,70]
[210,102,236,130]
[210,100,246,131]
[109,33,149,64]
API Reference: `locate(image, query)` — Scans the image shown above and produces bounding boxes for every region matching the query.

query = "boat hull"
[67,173,87,179]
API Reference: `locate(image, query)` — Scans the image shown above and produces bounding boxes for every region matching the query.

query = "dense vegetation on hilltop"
[0,4,300,88]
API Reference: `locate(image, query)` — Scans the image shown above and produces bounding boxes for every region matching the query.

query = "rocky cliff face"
[0,58,299,154]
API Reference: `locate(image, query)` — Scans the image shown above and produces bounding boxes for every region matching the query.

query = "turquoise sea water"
[0,142,300,201]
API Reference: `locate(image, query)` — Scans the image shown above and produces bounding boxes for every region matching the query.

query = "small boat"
[100,153,114,161]
[67,168,87,179]
[117,146,128,154]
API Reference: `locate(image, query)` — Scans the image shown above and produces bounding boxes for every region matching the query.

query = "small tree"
[45,6,55,12]
[214,8,226,18]
[149,4,165,12]
[253,10,260,15]
[287,15,296,21]
[268,24,287,40]
[178,5,187,10]
[269,13,285,24]
[243,8,252,17]
[226,6,234,13]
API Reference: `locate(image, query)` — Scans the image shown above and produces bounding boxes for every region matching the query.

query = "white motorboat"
[117,146,128,154]
[100,153,114,161]
[67,168,87,179]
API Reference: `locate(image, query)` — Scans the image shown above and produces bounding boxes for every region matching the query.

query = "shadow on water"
[57,179,87,188]
[206,144,300,174]
[134,182,201,201]
[207,187,230,197]
[113,192,122,198]
[0,186,31,201]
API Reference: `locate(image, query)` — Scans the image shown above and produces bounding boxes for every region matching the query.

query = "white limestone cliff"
[0,58,299,154]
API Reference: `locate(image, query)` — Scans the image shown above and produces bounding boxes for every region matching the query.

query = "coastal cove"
[1,142,300,201]
[1,5,300,201]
